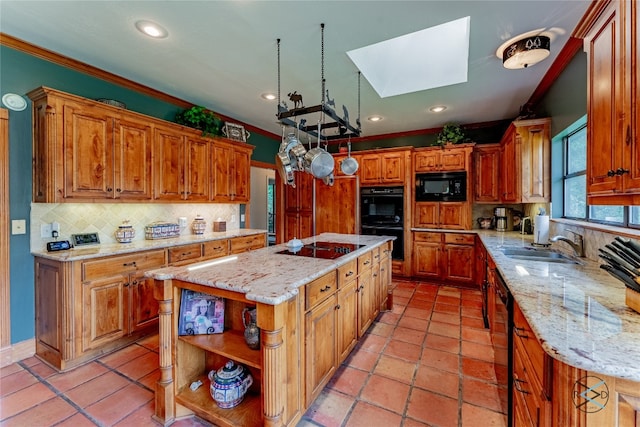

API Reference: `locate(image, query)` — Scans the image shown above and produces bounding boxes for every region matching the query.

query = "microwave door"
[423,180,449,195]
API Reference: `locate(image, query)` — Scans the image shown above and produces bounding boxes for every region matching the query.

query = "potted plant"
[175,106,223,137]
[435,123,467,147]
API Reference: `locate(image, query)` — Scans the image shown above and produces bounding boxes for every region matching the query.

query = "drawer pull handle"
[514,326,529,339]
[346,271,354,277]
[513,377,530,394]
[123,261,137,267]
[320,285,331,292]
[182,252,193,256]
[364,260,371,265]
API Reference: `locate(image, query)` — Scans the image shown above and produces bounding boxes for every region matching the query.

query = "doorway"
[250,166,276,245]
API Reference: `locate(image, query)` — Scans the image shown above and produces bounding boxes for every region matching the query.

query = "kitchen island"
[146,233,394,427]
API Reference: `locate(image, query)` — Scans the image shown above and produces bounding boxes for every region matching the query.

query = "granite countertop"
[478,230,640,382]
[31,229,268,261]
[146,233,395,306]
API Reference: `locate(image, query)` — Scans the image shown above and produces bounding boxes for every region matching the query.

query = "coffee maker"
[494,207,513,232]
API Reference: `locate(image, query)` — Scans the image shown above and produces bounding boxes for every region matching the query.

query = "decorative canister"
[114,220,135,243]
[192,215,207,235]
[208,360,253,408]
[242,307,260,350]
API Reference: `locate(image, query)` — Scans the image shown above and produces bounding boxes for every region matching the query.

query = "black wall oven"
[360,187,404,261]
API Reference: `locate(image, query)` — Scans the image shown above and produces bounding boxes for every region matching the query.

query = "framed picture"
[223,122,249,142]
[178,289,225,335]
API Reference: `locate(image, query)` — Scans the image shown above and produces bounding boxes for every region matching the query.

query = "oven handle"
[361,225,403,231]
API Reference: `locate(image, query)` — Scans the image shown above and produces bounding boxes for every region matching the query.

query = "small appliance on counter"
[494,207,513,232]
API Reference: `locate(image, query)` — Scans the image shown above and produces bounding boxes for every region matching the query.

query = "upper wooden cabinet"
[582,0,640,204]
[473,144,500,203]
[359,149,408,185]
[28,87,253,203]
[413,144,473,173]
[499,118,551,203]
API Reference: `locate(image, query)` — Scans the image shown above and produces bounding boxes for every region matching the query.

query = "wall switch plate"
[41,223,52,238]
[11,219,26,235]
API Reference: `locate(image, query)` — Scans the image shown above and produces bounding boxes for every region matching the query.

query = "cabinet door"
[315,176,358,234]
[82,276,128,351]
[412,241,442,279]
[444,244,475,283]
[474,145,500,203]
[439,149,466,171]
[357,268,373,337]
[337,279,358,362]
[501,129,520,203]
[114,116,153,199]
[63,102,115,199]
[586,2,622,196]
[414,202,439,228]
[129,274,159,333]
[521,123,550,202]
[360,154,381,185]
[212,142,232,201]
[155,126,186,200]
[414,151,440,172]
[622,0,640,194]
[439,202,467,230]
[305,294,338,405]
[232,147,251,202]
[380,152,404,183]
[186,137,210,201]
[35,258,64,356]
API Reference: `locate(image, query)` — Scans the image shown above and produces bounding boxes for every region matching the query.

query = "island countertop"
[145,233,395,306]
[477,230,640,382]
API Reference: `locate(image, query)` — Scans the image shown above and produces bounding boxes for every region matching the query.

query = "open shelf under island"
[146,233,395,427]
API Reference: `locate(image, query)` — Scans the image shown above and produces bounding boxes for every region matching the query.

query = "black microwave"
[415,171,467,201]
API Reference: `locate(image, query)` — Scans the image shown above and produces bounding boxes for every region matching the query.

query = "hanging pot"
[304,147,334,178]
[340,141,359,175]
[275,151,295,186]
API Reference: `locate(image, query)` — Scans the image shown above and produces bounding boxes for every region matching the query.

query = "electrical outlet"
[51,222,60,232]
[41,223,52,238]
[231,215,236,223]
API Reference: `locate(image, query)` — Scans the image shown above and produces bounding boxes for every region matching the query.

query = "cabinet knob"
[335,304,341,310]
[123,261,137,267]
[107,187,113,192]
[116,188,122,193]
[607,169,617,177]
[514,326,529,339]
[616,168,630,176]
[320,285,332,292]
[346,271,354,277]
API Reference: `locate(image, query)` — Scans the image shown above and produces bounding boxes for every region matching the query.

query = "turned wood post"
[152,278,175,426]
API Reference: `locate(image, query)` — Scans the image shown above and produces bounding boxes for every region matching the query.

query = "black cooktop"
[276,242,364,259]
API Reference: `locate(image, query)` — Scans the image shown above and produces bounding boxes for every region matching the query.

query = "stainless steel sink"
[501,248,579,264]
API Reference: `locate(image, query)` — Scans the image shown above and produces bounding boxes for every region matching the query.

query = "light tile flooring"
[0,281,508,426]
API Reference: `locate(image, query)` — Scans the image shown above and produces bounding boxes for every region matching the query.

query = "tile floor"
[0,281,508,426]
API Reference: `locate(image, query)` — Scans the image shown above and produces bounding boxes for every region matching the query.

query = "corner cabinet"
[581,0,640,204]
[28,86,253,204]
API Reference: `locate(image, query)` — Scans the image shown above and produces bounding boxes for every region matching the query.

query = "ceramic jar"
[192,215,207,235]
[114,220,135,243]
[242,307,260,350]
[208,360,253,408]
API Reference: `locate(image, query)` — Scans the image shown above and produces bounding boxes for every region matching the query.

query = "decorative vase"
[208,360,253,408]
[114,220,135,243]
[191,215,207,235]
[242,307,260,350]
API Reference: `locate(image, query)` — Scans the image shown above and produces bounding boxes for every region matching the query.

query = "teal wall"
[0,45,278,344]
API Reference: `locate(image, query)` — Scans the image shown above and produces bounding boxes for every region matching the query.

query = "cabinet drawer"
[513,304,545,385]
[82,249,165,281]
[371,246,381,263]
[306,272,336,310]
[513,339,545,426]
[337,260,357,286]
[202,239,229,259]
[168,243,203,264]
[358,251,373,272]
[444,233,475,245]
[414,232,442,243]
[379,241,392,259]
[229,234,265,254]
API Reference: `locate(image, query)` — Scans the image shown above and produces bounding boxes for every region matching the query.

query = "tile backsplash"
[30,203,240,251]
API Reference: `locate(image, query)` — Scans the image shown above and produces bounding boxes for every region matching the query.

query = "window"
[561,123,639,228]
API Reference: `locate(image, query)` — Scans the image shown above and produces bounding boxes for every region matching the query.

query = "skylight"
[346,16,470,98]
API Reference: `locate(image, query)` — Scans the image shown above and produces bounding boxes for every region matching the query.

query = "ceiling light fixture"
[261,93,276,101]
[500,35,550,69]
[367,116,383,122]
[135,20,168,39]
[429,106,447,113]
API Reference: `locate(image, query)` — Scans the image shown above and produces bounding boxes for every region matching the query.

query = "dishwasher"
[492,269,513,426]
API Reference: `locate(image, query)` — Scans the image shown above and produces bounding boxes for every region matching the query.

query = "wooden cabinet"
[500,118,551,203]
[337,260,358,361]
[359,150,407,185]
[212,138,252,203]
[357,251,376,337]
[28,86,253,204]
[412,232,475,284]
[315,175,359,235]
[282,171,314,241]
[474,143,500,203]
[582,0,640,204]
[413,144,472,172]
[229,233,267,254]
[414,201,468,230]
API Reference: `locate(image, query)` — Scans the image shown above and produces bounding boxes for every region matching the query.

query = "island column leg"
[152,279,175,426]
[259,303,287,427]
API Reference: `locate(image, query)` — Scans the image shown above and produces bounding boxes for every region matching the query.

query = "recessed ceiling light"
[261,93,277,101]
[135,20,168,39]
[429,106,447,113]
[368,115,383,122]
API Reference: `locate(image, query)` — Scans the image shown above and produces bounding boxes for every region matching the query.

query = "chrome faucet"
[550,231,585,257]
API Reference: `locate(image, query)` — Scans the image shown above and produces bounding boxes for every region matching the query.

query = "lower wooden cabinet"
[412,232,475,284]
[414,201,469,230]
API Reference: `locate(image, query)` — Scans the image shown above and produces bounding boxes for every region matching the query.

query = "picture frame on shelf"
[223,122,250,142]
[178,289,225,335]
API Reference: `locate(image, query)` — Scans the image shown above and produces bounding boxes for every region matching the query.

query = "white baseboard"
[0,339,35,368]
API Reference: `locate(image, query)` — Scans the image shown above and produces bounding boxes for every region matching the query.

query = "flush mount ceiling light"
[135,20,168,39]
[498,33,550,69]
[261,93,276,101]
[429,106,447,113]
[367,115,383,122]
[1,93,27,111]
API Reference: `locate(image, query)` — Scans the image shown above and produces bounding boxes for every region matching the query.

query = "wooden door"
[586,2,622,196]
[185,137,210,201]
[154,126,186,200]
[129,273,159,333]
[474,144,500,202]
[412,241,442,279]
[359,154,381,185]
[114,116,152,199]
[357,268,373,337]
[305,294,337,405]
[501,127,520,202]
[380,152,404,183]
[315,175,358,234]
[444,244,475,283]
[212,142,232,201]
[232,147,251,202]
[622,0,640,193]
[337,279,358,362]
[63,102,115,199]
[439,202,467,229]
[520,121,550,202]
[414,202,439,228]
[82,276,128,351]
